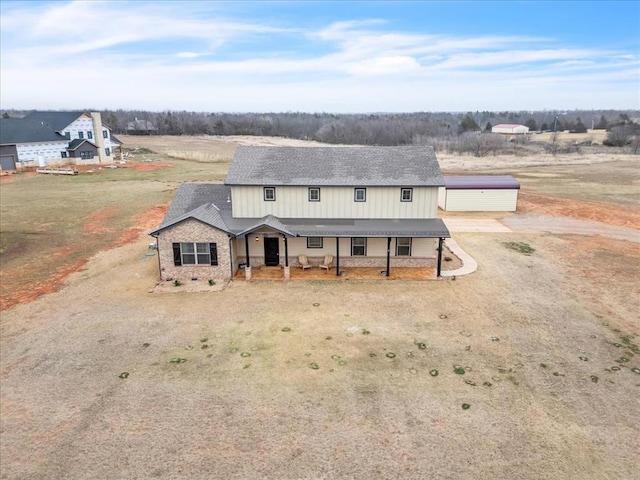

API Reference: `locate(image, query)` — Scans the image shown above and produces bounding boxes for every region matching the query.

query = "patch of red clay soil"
[115,205,168,246]
[0,204,169,312]
[518,190,640,230]
[81,205,120,234]
[0,246,88,312]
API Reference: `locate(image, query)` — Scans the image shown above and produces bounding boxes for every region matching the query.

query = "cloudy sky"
[1,1,638,112]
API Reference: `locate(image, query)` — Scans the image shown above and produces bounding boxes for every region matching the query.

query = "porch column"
[384,237,391,277]
[437,237,444,277]
[283,235,289,267]
[335,237,340,276]
[245,235,250,267]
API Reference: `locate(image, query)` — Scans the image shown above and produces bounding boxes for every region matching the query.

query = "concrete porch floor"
[235,265,438,281]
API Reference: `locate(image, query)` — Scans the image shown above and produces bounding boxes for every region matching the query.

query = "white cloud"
[346,56,422,76]
[0,1,638,111]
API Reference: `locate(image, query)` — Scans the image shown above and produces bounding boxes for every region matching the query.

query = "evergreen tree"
[484,121,492,132]
[595,115,608,130]
[457,113,479,134]
[573,117,587,133]
[524,118,538,131]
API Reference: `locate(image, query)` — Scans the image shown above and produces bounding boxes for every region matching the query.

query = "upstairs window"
[172,242,218,266]
[354,188,366,202]
[78,131,84,139]
[396,238,412,256]
[264,187,276,201]
[103,130,109,138]
[351,237,366,256]
[87,131,93,139]
[308,187,320,202]
[401,188,413,202]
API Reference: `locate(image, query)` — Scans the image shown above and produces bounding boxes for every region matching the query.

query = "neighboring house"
[438,175,520,212]
[491,124,530,135]
[0,111,121,170]
[126,118,158,135]
[150,146,451,281]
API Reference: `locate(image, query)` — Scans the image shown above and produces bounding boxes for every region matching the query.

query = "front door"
[264,237,280,266]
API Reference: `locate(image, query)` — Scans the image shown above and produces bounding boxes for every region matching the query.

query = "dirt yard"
[1,136,638,479]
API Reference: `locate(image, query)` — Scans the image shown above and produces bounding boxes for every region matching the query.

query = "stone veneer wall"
[157,220,232,281]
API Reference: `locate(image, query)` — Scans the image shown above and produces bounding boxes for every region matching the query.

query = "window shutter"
[209,243,218,266]
[172,243,182,266]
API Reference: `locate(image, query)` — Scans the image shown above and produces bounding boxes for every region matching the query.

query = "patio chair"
[298,255,312,270]
[319,255,333,272]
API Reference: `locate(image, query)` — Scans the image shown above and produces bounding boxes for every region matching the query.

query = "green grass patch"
[503,242,535,255]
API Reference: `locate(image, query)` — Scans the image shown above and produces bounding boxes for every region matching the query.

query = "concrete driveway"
[443,218,512,233]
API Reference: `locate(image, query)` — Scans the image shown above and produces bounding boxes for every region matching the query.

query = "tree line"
[2,108,638,154]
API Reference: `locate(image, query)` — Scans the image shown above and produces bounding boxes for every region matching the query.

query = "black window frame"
[78,131,84,139]
[61,152,67,158]
[396,237,412,256]
[307,237,323,249]
[105,148,111,156]
[103,130,109,138]
[308,187,321,202]
[401,188,413,202]
[263,187,276,201]
[351,237,367,256]
[87,131,93,139]
[354,188,366,202]
[80,151,94,160]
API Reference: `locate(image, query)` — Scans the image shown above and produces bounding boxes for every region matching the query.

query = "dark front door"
[264,237,280,266]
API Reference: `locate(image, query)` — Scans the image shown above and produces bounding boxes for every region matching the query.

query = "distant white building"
[0,111,121,170]
[491,124,529,135]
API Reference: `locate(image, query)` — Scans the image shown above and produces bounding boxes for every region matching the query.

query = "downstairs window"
[396,237,412,256]
[172,242,218,266]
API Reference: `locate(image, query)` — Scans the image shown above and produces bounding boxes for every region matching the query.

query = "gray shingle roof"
[0,118,68,145]
[24,111,85,132]
[150,203,230,236]
[150,184,232,235]
[225,146,444,187]
[68,139,97,150]
[236,214,295,237]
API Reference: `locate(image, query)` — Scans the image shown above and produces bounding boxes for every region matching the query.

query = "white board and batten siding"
[231,186,439,219]
[438,176,520,212]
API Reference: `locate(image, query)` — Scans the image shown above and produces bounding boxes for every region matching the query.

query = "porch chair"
[298,255,312,270]
[319,255,334,272]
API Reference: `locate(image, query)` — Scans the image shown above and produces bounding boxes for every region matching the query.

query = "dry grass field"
[1,135,639,479]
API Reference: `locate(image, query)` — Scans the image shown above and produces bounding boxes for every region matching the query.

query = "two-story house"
[0,111,120,170]
[150,146,450,281]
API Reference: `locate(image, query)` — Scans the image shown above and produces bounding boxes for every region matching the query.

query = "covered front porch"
[232,215,451,281]
[235,265,437,281]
